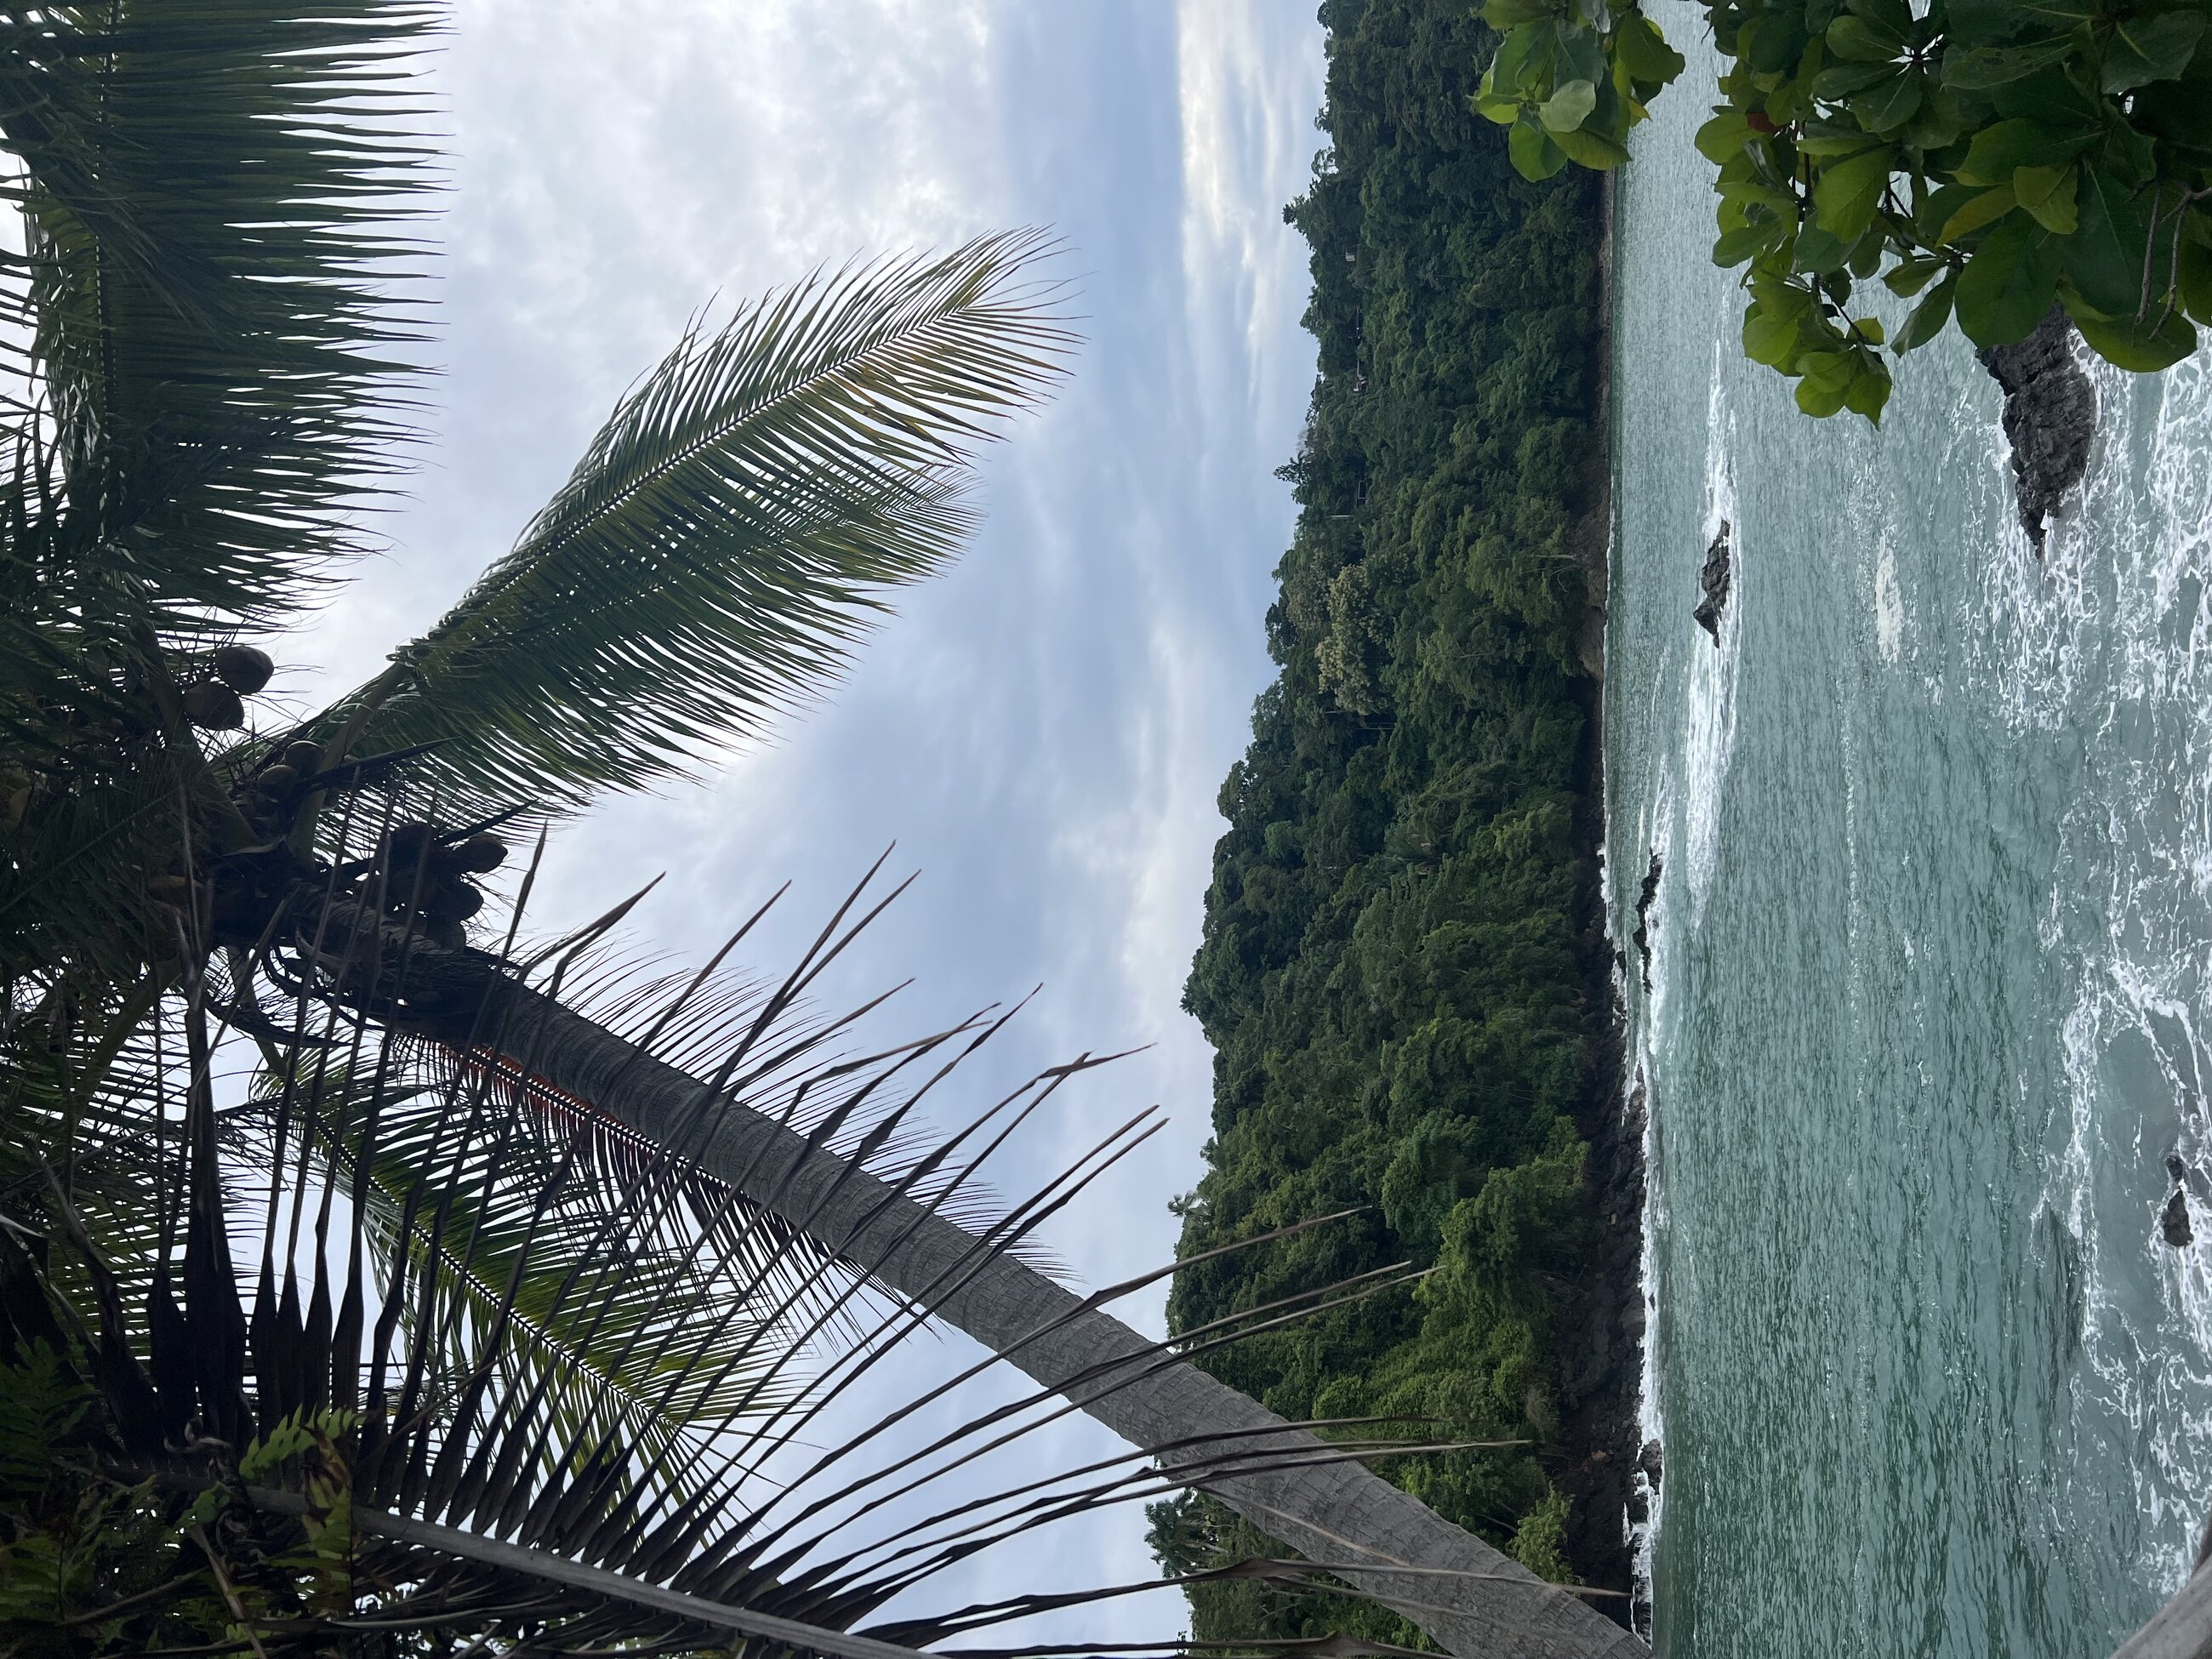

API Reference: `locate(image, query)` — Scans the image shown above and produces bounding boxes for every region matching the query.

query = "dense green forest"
[1152,0,1633,1635]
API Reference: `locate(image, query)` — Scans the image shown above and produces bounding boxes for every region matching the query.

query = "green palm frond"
[0,1,439,644]
[316,229,1075,823]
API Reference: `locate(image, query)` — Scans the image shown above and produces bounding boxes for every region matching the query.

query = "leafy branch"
[1479,0,2212,419]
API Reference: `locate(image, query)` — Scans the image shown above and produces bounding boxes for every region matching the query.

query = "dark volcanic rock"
[2164,1186,2193,1249]
[1638,1437,1663,1489]
[1979,306,2095,554]
[1551,1018,1645,1622]
[1693,520,1732,643]
[1632,852,1662,992]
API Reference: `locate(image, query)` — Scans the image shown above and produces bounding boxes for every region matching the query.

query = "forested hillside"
[1152,0,1633,1633]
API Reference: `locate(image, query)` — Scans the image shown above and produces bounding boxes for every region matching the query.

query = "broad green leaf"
[1850,316,1888,343]
[1844,0,1915,40]
[2072,305,2198,368]
[1557,23,1608,87]
[1843,354,1894,421]
[1883,254,1949,296]
[1957,117,2091,184]
[1901,76,1973,147]
[1555,123,1635,166]
[1801,128,1891,155]
[2014,0,2095,22]
[2102,9,2206,91]
[1494,22,1557,93]
[2101,112,2161,186]
[1854,65,1926,128]
[2067,164,2152,316]
[2013,163,2078,233]
[2132,51,2212,167]
[1542,77,1600,129]
[1795,352,1855,415]
[1848,225,1890,276]
[1509,115,1572,178]
[1920,181,1979,240]
[1697,110,1756,160]
[1943,36,2074,85]
[1814,146,1896,240]
[1616,14,1688,83]
[1802,349,1859,392]
[1795,223,1858,273]
[1751,267,1820,318]
[1770,37,1824,124]
[1817,60,1901,96]
[1896,271,1960,348]
[1938,181,2018,242]
[1955,211,2061,345]
[1719,176,1802,214]
[1829,14,1907,60]
[1475,84,1524,123]
[1751,18,1811,71]
[1744,303,1806,365]
[1945,0,2026,42]
[1716,219,1790,265]
[2181,226,2212,324]
[1992,61,2107,122]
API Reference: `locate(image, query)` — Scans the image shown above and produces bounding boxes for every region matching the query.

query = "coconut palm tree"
[0,6,1645,1657]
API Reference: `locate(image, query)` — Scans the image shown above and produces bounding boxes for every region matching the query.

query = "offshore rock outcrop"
[1632,853,1662,992]
[2164,1187,2194,1249]
[1693,521,1731,643]
[1980,306,2095,555]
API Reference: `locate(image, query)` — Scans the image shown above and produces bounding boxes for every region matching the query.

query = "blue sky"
[287,0,1327,1636]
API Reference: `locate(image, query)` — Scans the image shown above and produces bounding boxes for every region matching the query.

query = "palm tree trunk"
[413,973,1649,1659]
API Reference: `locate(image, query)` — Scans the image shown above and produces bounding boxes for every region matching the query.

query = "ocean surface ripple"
[1611,13,2212,1653]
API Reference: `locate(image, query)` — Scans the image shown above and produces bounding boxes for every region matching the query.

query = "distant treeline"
[1151,0,1616,1638]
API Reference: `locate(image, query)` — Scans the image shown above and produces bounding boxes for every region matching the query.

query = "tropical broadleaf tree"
[1477,0,2212,420]
[0,7,1650,1659]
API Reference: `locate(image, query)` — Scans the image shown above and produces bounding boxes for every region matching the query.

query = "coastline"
[1553,165,1653,1622]
[1164,20,1658,1633]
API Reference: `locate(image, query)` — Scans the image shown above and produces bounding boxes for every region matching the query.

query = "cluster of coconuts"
[368,821,508,949]
[236,738,327,836]
[180,643,275,730]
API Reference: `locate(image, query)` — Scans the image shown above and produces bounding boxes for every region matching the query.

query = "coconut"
[212,644,275,695]
[180,681,244,730]
[427,879,484,921]
[385,822,436,862]
[283,740,324,772]
[451,834,510,873]
[257,764,299,795]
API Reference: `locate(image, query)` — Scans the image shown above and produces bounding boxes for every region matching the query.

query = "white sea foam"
[2006,339,2212,1597]
[1681,338,1741,925]
[1873,540,1903,663]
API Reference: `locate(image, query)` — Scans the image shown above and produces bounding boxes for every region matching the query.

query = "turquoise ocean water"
[1611,12,2212,1652]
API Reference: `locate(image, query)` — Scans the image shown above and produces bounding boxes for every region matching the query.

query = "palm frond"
[0,1,439,644]
[315,229,1075,823]
[0,892,1457,1659]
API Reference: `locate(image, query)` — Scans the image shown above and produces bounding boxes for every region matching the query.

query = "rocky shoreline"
[1549,165,1651,1625]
